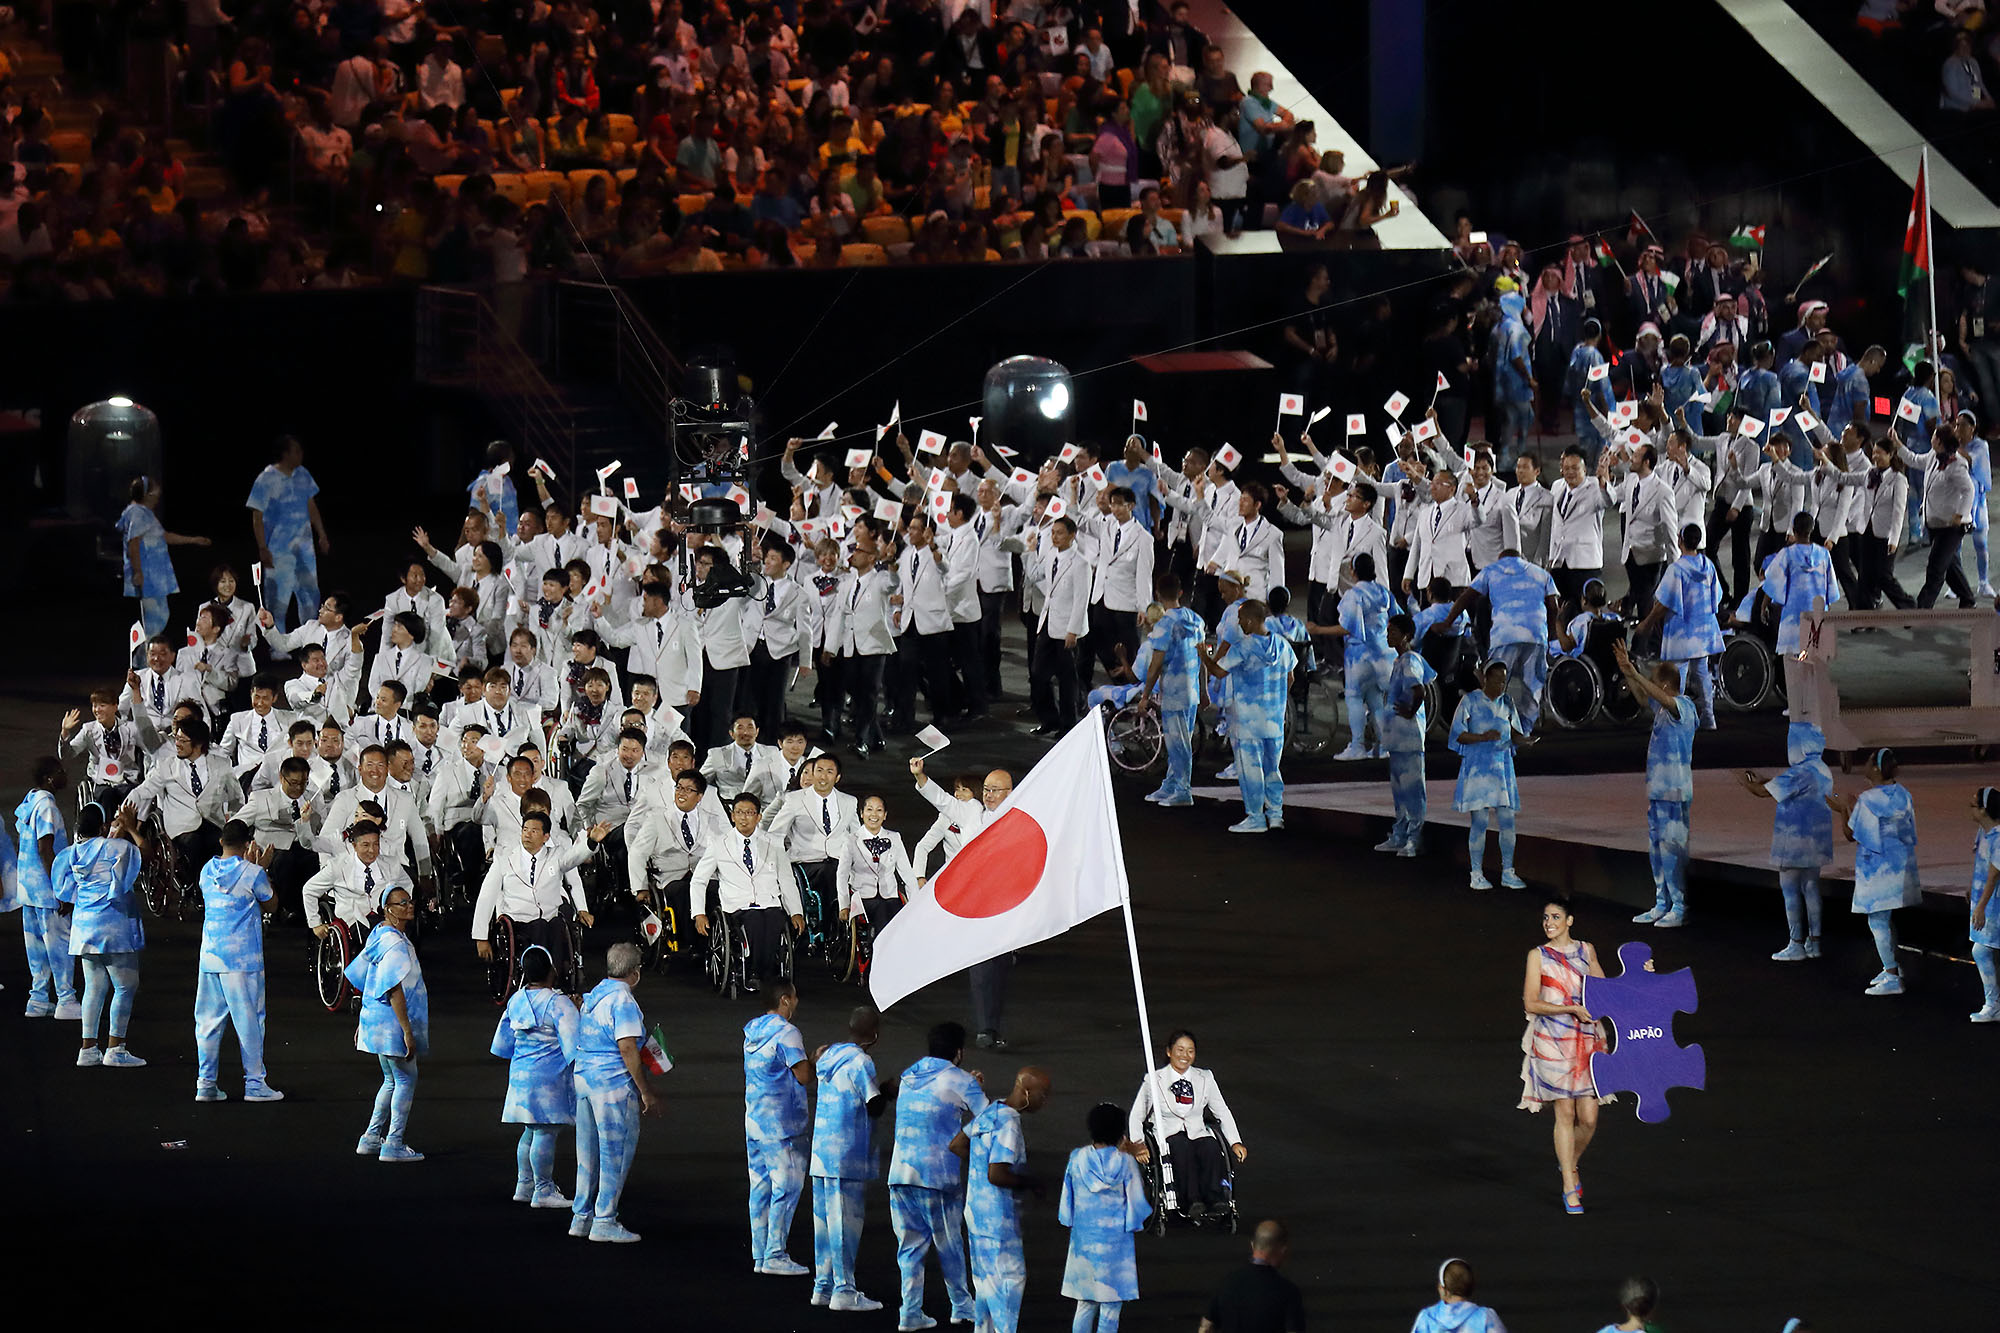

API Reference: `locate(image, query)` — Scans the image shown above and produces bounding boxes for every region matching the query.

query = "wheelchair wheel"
[314,919,355,1012]
[704,918,729,993]
[1718,634,1775,712]
[566,913,587,990]
[1543,656,1602,730]
[638,903,677,973]
[777,917,797,983]
[1106,704,1164,773]
[486,916,518,1004]
[1601,660,1644,724]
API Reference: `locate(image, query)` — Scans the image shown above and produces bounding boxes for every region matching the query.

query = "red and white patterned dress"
[1518,941,1605,1110]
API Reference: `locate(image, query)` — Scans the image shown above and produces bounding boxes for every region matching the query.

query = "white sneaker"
[1226,817,1267,834]
[1367,747,1388,760]
[1157,796,1193,807]
[531,1187,573,1209]
[589,1220,641,1243]
[76,1047,102,1067]
[759,1256,810,1277]
[831,1292,884,1313]
[1865,974,1904,996]
[53,1000,82,1020]
[1469,871,1492,891]
[513,1180,534,1203]
[1653,910,1685,929]
[1804,937,1822,958]
[243,1084,285,1102]
[23,999,53,1018]
[1142,789,1167,803]
[102,1047,148,1067]
[1373,837,1403,852]
[900,1316,940,1332]
[379,1141,425,1162]
[356,1134,385,1156]
[1266,815,1283,830]
[1216,763,1239,780]
[195,1083,227,1102]
[1971,1005,2000,1023]
[1330,746,1368,762]
[1979,582,1996,600]
[1771,941,1808,962]
[1632,905,1666,924]
[1396,844,1419,858]
[568,1213,592,1238]
[1500,871,1527,890]
[811,1291,832,1307]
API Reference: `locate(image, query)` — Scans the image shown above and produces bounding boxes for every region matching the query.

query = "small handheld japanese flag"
[726,485,752,510]
[492,461,511,478]
[817,422,839,440]
[841,504,865,523]
[1896,396,1922,423]
[1613,400,1636,423]
[829,517,848,540]
[1132,399,1148,423]
[1346,413,1366,436]
[1769,407,1792,428]
[1797,409,1820,431]
[968,416,983,444]
[1328,453,1356,483]
[640,1025,673,1075]
[1587,362,1610,383]
[994,445,1018,459]
[1435,370,1451,392]
[250,562,263,587]
[1384,390,1411,419]
[626,556,646,577]
[596,460,622,482]
[678,483,702,502]
[128,621,144,651]
[918,429,947,455]
[1410,418,1437,443]
[1150,441,1163,461]
[929,492,951,518]
[1058,443,1081,464]
[1386,422,1407,446]
[589,495,619,517]
[874,497,902,522]
[622,477,640,501]
[638,909,665,948]
[1809,361,1826,384]
[1085,464,1107,486]
[927,467,949,492]
[845,448,873,469]
[1010,467,1035,486]
[1624,428,1645,449]
[503,563,517,582]
[1045,496,1068,521]
[1277,392,1305,416]
[479,735,507,764]
[532,457,555,479]
[1738,416,1764,438]
[1309,406,1333,427]
[583,577,602,599]
[915,723,951,755]
[1215,443,1243,470]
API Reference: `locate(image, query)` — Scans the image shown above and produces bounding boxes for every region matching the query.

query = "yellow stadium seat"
[860,215,910,246]
[606,113,639,145]
[499,86,523,109]
[523,170,570,208]
[434,174,467,197]
[675,193,711,218]
[1099,207,1139,236]
[568,168,615,204]
[1161,208,1184,227]
[491,174,529,205]
[973,186,990,210]
[839,242,889,267]
[614,168,638,187]
[1061,209,1101,241]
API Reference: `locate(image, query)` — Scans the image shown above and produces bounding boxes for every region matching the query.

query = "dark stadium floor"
[2,641,1993,1331]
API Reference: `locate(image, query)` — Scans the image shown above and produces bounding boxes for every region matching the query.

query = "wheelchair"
[701,882,798,1001]
[1104,696,1212,776]
[830,911,875,986]
[136,809,186,920]
[791,865,834,968]
[1543,614,1644,730]
[1419,628,1480,741]
[485,909,587,1003]
[1137,1111,1241,1237]
[1717,593,1784,712]
[312,898,372,1013]
[635,871,685,974]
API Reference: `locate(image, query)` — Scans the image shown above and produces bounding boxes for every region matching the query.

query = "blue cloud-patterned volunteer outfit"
[491,982,580,1204]
[811,1040,879,1304]
[744,1010,810,1269]
[196,854,278,1096]
[1059,1144,1151,1333]
[965,1102,1029,1333]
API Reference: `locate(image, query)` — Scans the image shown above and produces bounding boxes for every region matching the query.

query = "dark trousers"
[514,913,575,986]
[795,857,838,935]
[970,953,1011,1037]
[1083,603,1140,688]
[1192,571,1223,631]
[951,620,987,715]
[266,843,317,920]
[1551,566,1601,618]
[1167,538,1197,593]
[978,589,1007,695]
[448,821,488,893]
[815,651,842,738]
[842,652,888,748]
[861,893,903,933]
[173,824,222,881]
[1029,634,1080,728]
[1918,526,1974,607]
[1832,534,1864,606]
[745,643,794,735]
[1707,500,1755,600]
[896,632,955,728]
[1860,534,1915,610]
[731,905,788,980]
[1165,1130,1227,1209]
[1753,529,1787,585]
[692,664,740,749]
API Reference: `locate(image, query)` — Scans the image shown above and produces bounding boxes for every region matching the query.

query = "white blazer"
[1126,1063,1242,1146]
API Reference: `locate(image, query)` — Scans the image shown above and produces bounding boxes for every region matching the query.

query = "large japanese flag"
[870,711,1128,1011]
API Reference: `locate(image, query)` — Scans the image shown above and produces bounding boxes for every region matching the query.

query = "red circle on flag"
[931,809,1048,919]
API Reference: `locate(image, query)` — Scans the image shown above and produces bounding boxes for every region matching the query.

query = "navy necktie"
[291,798,301,822]
[188,763,203,798]
[741,837,754,873]
[624,768,634,802]
[822,798,832,835]
[329,769,341,797]
[363,863,374,894]
[528,851,537,887]
[864,834,889,860]
[680,813,693,849]
[258,717,269,750]
[765,585,776,613]
[152,676,165,714]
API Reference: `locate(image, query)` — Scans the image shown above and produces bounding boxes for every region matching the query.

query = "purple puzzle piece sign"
[1583,941,1705,1123]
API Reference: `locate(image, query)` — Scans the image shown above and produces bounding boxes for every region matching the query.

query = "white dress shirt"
[472,837,593,939]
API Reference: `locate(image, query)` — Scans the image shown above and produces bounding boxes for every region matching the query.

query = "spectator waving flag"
[870,711,1130,1011]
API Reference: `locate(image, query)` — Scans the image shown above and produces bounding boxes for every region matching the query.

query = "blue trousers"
[1492,641,1548,731]
[812,1175,867,1298]
[79,952,140,1040]
[968,1228,1026,1333]
[1779,867,1823,940]
[195,969,268,1084]
[747,1134,807,1265]
[1647,799,1689,912]
[516,1125,561,1192]
[573,1080,639,1222]
[1976,942,1996,1008]
[893,1183,974,1325]
[1233,736,1283,824]
[1159,707,1195,800]
[1343,656,1387,752]
[262,540,320,635]
[22,905,76,1005]
[367,1055,418,1142]
[1674,657,1717,728]
[1468,807,1516,873]
[1073,1300,1124,1333]
[1388,750,1426,848]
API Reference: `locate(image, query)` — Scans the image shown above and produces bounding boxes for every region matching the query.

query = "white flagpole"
[1923,146,1940,365]
[1096,710,1163,1139]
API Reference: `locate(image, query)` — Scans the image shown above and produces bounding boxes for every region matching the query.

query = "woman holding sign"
[1519,895,1605,1215]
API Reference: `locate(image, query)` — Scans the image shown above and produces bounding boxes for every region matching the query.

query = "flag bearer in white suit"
[910,757,1015,1050]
